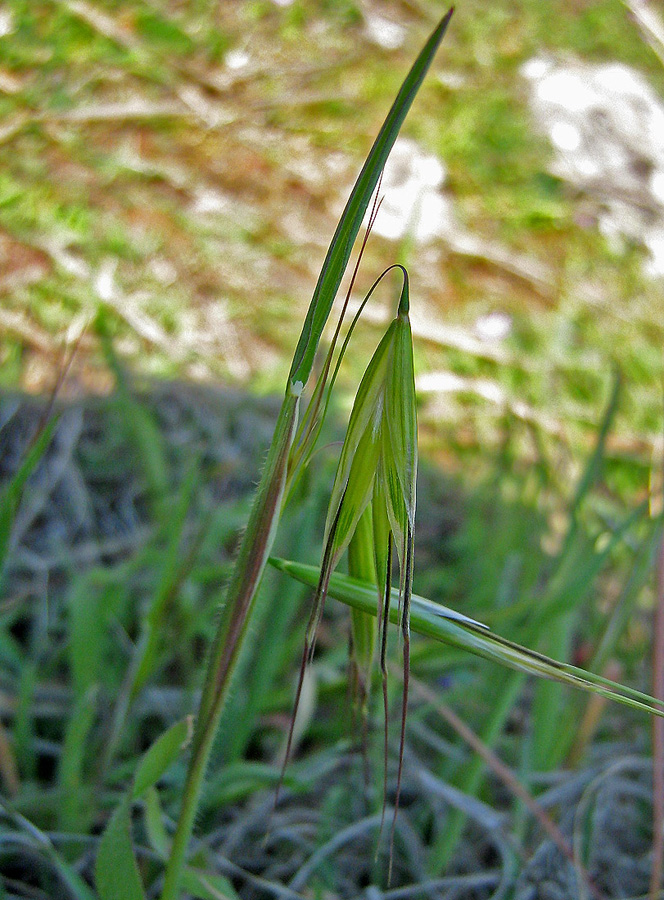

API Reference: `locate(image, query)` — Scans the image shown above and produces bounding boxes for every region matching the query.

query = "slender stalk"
[160,392,300,900]
[160,714,218,900]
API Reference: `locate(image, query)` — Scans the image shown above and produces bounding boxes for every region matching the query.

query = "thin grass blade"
[270,559,664,718]
[385,280,417,528]
[0,417,57,584]
[289,9,454,387]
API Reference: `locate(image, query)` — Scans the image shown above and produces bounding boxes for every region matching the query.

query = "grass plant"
[157,13,454,900]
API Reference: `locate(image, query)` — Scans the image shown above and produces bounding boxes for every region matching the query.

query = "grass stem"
[159,394,299,900]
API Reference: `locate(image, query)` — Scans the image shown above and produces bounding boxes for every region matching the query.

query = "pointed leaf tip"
[288,7,454,386]
[396,266,410,316]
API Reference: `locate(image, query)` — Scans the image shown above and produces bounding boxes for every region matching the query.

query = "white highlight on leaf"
[149,257,177,285]
[190,186,230,216]
[95,258,118,302]
[225,49,250,71]
[474,311,512,343]
[550,120,581,152]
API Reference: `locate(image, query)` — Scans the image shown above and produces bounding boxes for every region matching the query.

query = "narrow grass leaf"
[132,717,191,800]
[1,805,96,900]
[203,761,296,809]
[569,369,621,524]
[51,854,97,900]
[529,501,647,770]
[289,8,454,387]
[143,787,170,860]
[69,577,106,700]
[533,501,647,629]
[270,559,664,718]
[96,797,146,900]
[97,719,191,900]
[57,688,97,833]
[14,661,36,779]
[0,416,57,581]
[591,518,663,673]
[0,630,22,673]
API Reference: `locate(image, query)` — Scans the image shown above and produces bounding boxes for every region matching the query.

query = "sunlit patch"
[0,7,14,38]
[369,138,454,244]
[523,54,664,280]
[364,12,406,51]
[225,49,250,70]
[474,311,512,343]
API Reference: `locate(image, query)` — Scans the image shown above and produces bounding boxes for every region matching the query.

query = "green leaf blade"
[325,323,395,535]
[385,312,418,524]
[132,718,191,800]
[182,870,240,900]
[270,557,664,719]
[95,798,146,900]
[0,416,57,580]
[97,720,191,900]
[288,9,454,387]
[329,423,381,561]
[348,506,378,675]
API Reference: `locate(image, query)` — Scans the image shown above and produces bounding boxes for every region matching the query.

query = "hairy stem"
[160,392,299,900]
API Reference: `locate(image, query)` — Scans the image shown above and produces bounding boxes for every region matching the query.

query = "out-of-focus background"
[2,0,663,455]
[3,1,664,898]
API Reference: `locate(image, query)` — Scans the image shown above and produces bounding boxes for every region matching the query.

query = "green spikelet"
[279,267,418,881]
